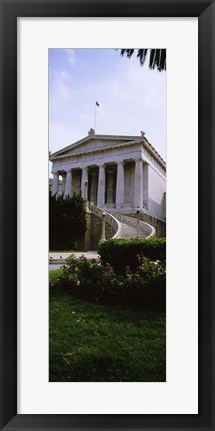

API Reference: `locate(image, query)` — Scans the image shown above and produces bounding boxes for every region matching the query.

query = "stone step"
[119,222,138,239]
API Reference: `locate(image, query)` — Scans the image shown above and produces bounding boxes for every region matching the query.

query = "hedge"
[98,237,166,274]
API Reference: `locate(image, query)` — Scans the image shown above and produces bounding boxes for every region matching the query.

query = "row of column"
[52,158,144,209]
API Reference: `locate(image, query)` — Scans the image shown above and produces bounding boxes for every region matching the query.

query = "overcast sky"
[49,48,166,175]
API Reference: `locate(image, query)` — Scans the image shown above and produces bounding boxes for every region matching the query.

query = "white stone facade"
[50,130,166,219]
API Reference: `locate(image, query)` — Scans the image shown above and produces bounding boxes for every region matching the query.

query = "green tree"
[49,191,86,250]
[119,49,166,71]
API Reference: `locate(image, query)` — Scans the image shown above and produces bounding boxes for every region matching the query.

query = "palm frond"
[119,48,166,71]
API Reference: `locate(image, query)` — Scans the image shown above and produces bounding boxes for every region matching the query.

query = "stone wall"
[84,213,115,250]
[142,163,149,207]
[147,165,166,218]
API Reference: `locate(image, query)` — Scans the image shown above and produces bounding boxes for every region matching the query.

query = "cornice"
[50,140,166,174]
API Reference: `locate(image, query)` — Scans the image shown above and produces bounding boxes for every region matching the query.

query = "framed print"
[0,0,214,430]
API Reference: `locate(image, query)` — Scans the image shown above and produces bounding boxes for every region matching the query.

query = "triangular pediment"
[50,134,140,160]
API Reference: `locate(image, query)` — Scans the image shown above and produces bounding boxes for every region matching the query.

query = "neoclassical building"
[50,129,166,220]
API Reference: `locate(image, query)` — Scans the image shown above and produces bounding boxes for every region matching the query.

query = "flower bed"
[53,253,166,311]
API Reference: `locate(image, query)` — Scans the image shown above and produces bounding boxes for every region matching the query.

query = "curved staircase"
[89,203,155,240]
[113,213,155,239]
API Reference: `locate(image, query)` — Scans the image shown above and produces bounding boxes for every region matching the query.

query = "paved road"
[49,263,65,271]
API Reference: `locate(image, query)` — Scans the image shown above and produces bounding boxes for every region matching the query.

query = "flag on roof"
[96,101,99,107]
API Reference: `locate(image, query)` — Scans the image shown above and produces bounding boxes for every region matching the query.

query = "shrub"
[57,254,166,311]
[98,237,166,274]
[49,191,86,250]
[59,255,119,303]
[117,255,166,309]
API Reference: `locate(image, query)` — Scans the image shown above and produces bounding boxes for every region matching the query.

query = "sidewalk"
[49,250,100,264]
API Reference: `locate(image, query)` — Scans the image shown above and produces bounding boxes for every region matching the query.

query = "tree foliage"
[120,49,166,71]
[49,191,86,250]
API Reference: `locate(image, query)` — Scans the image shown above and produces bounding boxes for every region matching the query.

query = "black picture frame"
[0,0,214,430]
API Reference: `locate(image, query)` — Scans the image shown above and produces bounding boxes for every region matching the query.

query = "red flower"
[138,265,145,271]
[125,265,130,270]
[136,253,141,260]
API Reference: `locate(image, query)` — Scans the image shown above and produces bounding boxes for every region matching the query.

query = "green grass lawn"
[49,269,63,284]
[49,277,166,382]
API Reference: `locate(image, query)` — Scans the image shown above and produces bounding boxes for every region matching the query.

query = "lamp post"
[136,207,140,238]
[101,211,106,241]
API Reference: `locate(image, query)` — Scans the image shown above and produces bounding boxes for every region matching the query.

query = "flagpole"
[94,101,99,132]
[94,103,97,131]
